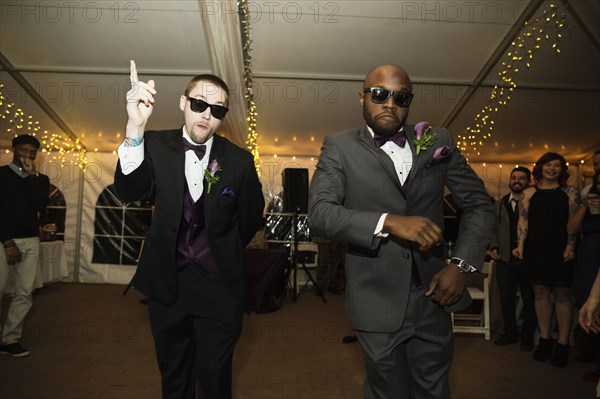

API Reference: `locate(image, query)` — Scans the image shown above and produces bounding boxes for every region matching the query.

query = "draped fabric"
[200,0,249,148]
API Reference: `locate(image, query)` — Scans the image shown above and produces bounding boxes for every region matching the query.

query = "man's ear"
[179,95,186,112]
[358,92,364,107]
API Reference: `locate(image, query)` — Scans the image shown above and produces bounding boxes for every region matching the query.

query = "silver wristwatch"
[449,257,478,274]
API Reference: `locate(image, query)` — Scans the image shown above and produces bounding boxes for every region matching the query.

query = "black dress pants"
[148,265,242,399]
[496,257,537,338]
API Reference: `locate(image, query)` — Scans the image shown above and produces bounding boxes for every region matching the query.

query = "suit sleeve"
[444,143,495,271]
[308,135,384,250]
[488,201,500,250]
[236,156,264,246]
[114,138,156,203]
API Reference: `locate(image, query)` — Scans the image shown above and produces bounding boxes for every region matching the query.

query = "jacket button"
[403,253,410,260]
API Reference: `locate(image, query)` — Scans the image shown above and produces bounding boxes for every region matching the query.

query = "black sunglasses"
[363,87,414,108]
[186,97,229,119]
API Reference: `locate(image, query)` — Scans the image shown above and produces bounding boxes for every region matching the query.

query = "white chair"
[451,261,493,340]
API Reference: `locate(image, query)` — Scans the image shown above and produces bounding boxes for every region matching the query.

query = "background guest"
[0,134,50,358]
[489,166,537,351]
[579,268,600,397]
[569,170,600,381]
[514,152,580,367]
[581,149,600,198]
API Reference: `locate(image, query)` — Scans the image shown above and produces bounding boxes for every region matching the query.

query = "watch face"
[451,258,476,273]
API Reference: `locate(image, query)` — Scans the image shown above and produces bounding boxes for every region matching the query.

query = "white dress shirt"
[367,126,413,236]
[117,127,214,202]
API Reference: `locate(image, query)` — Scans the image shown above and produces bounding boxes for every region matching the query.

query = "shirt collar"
[367,125,404,138]
[8,163,30,178]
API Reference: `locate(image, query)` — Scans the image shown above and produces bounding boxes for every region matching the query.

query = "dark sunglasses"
[186,97,229,119]
[363,87,414,108]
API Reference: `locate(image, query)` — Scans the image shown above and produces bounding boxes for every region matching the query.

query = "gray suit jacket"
[308,125,494,332]
[489,194,515,263]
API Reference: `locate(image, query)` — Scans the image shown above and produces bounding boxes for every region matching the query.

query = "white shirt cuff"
[117,141,144,175]
[374,213,389,237]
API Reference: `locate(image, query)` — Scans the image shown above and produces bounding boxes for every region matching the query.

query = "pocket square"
[426,146,451,168]
[220,187,234,197]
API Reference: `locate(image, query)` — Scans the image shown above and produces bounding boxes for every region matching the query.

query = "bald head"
[359,64,413,137]
[363,64,412,92]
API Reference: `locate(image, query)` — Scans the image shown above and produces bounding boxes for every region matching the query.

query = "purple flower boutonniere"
[204,159,222,193]
[412,121,437,155]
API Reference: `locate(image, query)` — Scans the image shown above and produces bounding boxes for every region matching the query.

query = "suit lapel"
[403,124,422,193]
[166,130,186,215]
[203,135,226,229]
[358,127,406,198]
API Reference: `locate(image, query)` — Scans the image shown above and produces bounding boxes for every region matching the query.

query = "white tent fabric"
[201,0,250,147]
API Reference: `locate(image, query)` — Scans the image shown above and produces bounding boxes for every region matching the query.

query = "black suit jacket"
[114,129,264,307]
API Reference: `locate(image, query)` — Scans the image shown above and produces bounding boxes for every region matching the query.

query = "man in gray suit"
[308,64,494,399]
[489,166,537,351]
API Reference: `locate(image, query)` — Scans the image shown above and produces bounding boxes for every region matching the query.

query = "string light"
[1,84,88,170]
[458,3,568,160]
[238,0,261,176]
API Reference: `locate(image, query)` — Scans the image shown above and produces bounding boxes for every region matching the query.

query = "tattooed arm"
[513,187,534,259]
[567,189,587,234]
[563,186,582,261]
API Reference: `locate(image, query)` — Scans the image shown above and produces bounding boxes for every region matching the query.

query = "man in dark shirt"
[0,135,50,357]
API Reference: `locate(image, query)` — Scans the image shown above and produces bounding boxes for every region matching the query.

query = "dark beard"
[366,119,400,137]
[363,106,405,137]
[510,184,525,194]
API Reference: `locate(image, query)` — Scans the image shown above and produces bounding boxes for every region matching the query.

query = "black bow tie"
[373,131,407,148]
[182,138,206,160]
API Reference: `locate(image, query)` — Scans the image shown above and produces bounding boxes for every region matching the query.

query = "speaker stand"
[288,212,326,304]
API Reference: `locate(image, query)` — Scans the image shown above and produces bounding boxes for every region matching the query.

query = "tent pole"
[73,167,85,282]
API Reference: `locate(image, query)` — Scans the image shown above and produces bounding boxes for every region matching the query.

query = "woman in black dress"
[513,152,580,367]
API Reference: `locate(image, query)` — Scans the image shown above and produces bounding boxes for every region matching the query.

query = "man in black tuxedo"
[114,61,264,398]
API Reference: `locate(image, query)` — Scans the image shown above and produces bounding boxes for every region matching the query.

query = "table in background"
[35,240,69,289]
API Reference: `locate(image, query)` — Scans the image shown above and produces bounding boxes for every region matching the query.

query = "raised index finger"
[130,60,139,85]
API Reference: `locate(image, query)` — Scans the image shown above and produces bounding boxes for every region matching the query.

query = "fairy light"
[1,84,88,169]
[458,3,568,160]
[238,0,261,176]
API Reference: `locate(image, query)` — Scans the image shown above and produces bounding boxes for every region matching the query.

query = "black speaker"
[283,168,309,213]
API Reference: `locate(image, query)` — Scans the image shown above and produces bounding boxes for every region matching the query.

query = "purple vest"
[175,181,219,279]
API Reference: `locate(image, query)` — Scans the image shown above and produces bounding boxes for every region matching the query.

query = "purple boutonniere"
[426,146,451,168]
[204,159,222,193]
[412,121,437,155]
[221,187,234,197]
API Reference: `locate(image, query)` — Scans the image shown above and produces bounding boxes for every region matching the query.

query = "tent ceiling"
[1,0,599,165]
